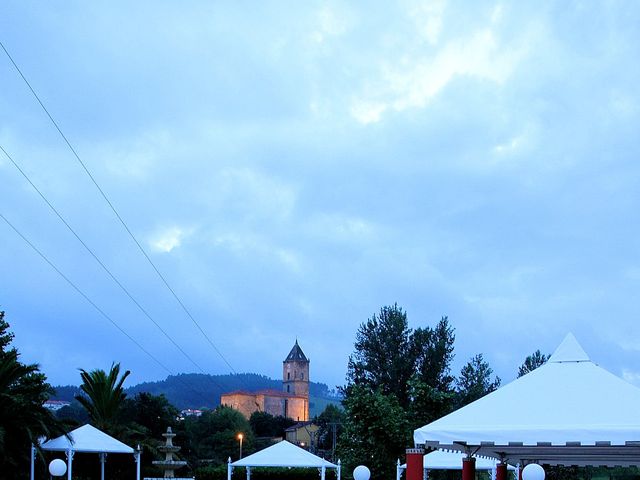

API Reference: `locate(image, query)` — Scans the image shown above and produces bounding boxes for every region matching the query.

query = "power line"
[0,212,213,406]
[0,39,238,376]
[0,144,228,392]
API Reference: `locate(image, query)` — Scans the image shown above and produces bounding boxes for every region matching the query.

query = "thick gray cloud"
[1,1,640,391]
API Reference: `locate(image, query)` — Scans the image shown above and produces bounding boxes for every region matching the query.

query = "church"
[220,341,310,421]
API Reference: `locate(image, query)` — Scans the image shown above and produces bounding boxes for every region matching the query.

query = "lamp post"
[237,433,243,459]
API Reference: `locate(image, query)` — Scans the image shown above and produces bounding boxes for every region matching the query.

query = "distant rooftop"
[284,340,309,363]
[222,389,307,399]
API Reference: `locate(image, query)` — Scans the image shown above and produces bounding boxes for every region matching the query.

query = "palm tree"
[0,312,65,479]
[76,362,131,432]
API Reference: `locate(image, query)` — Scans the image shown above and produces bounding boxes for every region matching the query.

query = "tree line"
[336,304,547,480]
[0,307,549,480]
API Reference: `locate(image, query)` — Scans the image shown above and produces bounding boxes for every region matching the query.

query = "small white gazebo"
[228,440,340,480]
[35,424,140,480]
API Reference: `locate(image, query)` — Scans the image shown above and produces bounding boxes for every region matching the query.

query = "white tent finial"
[548,333,590,363]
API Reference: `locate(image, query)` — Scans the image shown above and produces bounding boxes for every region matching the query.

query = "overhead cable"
[0,40,238,376]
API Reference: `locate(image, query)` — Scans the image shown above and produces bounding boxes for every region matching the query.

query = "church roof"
[284,340,309,363]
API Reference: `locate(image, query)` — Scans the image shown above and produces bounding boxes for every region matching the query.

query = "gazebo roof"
[413,334,640,466]
[231,440,337,468]
[41,424,134,454]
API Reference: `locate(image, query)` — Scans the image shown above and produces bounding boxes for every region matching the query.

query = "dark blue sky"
[1,1,640,391]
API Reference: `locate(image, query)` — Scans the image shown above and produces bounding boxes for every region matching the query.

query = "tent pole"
[135,445,141,480]
[100,452,107,480]
[247,466,251,480]
[66,449,74,480]
[228,458,232,480]
[462,456,476,480]
[30,444,36,480]
[397,459,401,480]
[337,459,341,480]
[321,465,326,480]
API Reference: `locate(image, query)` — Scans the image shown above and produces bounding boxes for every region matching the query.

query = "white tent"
[399,450,516,470]
[413,334,640,466]
[228,441,340,480]
[36,424,140,480]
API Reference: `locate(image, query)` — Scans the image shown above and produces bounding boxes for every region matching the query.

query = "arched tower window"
[287,385,290,393]
[288,372,290,380]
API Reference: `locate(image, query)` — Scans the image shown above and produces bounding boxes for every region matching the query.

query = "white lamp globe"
[353,465,371,480]
[522,463,545,480]
[49,458,67,477]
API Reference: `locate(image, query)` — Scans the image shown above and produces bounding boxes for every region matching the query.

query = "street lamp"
[237,433,244,459]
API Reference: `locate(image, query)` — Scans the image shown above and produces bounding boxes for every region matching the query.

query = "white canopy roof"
[41,424,135,454]
[231,440,337,468]
[400,450,516,471]
[413,334,640,466]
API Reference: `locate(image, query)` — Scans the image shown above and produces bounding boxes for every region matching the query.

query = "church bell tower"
[283,340,309,397]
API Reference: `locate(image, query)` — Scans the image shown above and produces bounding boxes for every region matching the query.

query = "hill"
[53,372,341,416]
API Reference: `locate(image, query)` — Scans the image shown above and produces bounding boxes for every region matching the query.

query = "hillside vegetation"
[54,373,340,416]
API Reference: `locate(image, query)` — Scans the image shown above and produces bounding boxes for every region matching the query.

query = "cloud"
[306,213,377,244]
[348,15,535,123]
[310,5,350,44]
[150,226,189,253]
[407,0,447,45]
[216,167,298,222]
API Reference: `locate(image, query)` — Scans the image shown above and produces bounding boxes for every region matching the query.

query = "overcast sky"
[2,1,640,394]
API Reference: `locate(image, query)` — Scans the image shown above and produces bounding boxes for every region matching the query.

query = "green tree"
[185,405,253,466]
[120,392,179,439]
[75,362,131,432]
[517,350,549,378]
[456,354,501,407]
[410,317,456,426]
[407,377,456,429]
[347,304,414,408]
[249,411,294,438]
[338,385,409,480]
[315,404,346,459]
[0,311,65,479]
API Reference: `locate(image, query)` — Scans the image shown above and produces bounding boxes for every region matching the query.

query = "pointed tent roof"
[413,334,640,466]
[284,340,309,363]
[231,440,337,468]
[547,332,590,363]
[41,424,134,454]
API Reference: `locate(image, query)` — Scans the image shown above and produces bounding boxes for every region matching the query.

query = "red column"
[496,463,507,480]
[406,448,424,480]
[462,457,476,480]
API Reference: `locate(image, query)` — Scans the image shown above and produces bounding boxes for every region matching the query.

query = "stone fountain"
[151,427,188,479]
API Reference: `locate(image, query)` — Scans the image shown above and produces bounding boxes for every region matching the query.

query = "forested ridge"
[53,372,339,412]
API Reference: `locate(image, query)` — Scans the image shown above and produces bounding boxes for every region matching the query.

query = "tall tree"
[347,304,415,408]
[338,385,409,480]
[76,362,131,432]
[0,311,65,479]
[410,317,456,426]
[456,354,501,407]
[342,307,460,480]
[518,350,549,378]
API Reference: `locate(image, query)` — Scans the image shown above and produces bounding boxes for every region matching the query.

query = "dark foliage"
[249,411,295,438]
[518,350,550,378]
[456,353,501,407]
[0,311,66,480]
